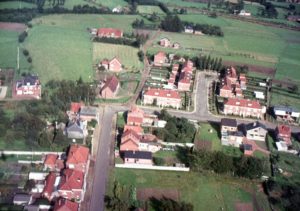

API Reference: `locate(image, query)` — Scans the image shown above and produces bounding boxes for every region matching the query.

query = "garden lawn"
[137,5,165,14]
[93,43,143,71]
[157,0,207,8]
[109,168,269,211]
[195,123,222,151]
[93,0,128,9]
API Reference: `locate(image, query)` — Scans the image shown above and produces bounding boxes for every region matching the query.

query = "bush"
[153,157,165,165]
[18,31,28,43]
[23,49,29,56]
[27,57,32,63]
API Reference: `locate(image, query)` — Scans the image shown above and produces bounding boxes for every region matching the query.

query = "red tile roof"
[277,125,291,136]
[43,172,56,198]
[155,51,166,57]
[127,106,144,124]
[54,198,79,211]
[122,129,140,141]
[124,125,144,134]
[70,103,81,113]
[44,154,58,166]
[101,75,119,93]
[101,59,109,65]
[67,145,89,166]
[109,57,122,65]
[144,88,181,99]
[225,98,261,109]
[97,28,123,37]
[59,169,84,191]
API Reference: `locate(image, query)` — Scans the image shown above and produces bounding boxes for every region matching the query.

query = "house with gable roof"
[58,169,85,202]
[100,75,120,98]
[143,88,182,109]
[66,144,90,172]
[15,74,41,99]
[53,198,79,211]
[244,121,268,142]
[97,28,123,38]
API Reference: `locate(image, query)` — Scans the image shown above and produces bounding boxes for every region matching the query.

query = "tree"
[24,179,35,192]
[150,197,194,211]
[161,14,183,32]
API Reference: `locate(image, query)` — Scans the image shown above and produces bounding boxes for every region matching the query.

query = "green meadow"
[108,168,270,211]
[137,5,165,14]
[18,14,142,83]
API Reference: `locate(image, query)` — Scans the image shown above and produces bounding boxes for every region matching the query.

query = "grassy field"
[137,5,164,14]
[148,14,300,82]
[0,1,36,9]
[270,92,300,110]
[93,0,128,9]
[108,168,270,211]
[0,30,31,70]
[93,43,143,71]
[14,14,142,83]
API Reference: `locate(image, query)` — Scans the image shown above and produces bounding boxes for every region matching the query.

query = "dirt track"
[0,22,26,32]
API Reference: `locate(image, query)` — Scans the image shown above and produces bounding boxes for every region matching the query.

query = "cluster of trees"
[261,2,278,18]
[184,21,224,36]
[188,149,268,179]
[153,110,196,143]
[132,18,157,30]
[194,55,223,71]
[265,179,300,210]
[104,181,138,210]
[94,34,148,48]
[161,14,184,32]
[126,0,170,14]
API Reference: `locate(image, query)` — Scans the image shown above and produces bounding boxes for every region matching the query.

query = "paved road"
[89,107,114,211]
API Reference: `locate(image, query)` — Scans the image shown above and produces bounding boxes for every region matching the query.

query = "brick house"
[15,75,41,99]
[53,198,79,211]
[58,169,85,202]
[66,145,89,172]
[124,125,144,135]
[100,75,119,99]
[42,172,57,201]
[219,67,246,98]
[108,57,122,72]
[245,121,268,142]
[143,88,181,109]
[178,60,193,91]
[97,28,123,38]
[223,98,266,119]
[276,125,292,146]
[127,106,144,126]
[154,51,167,66]
[120,129,140,151]
[123,151,153,165]
[160,38,171,47]
[99,57,122,72]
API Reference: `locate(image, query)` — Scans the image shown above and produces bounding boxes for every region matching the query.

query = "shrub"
[27,57,32,63]
[23,49,29,56]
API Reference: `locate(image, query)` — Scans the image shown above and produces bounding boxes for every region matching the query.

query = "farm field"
[93,43,143,71]
[93,0,128,9]
[148,14,300,82]
[270,92,300,110]
[137,5,164,14]
[108,168,270,211]
[13,14,143,83]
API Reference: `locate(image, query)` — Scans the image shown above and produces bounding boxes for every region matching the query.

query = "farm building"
[273,106,300,123]
[15,75,41,99]
[97,28,123,38]
[173,42,181,49]
[239,10,251,16]
[99,57,122,72]
[160,37,171,47]
[184,26,193,33]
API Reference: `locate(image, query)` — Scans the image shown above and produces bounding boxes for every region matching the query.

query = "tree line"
[183,21,224,36]
[93,34,149,48]
[132,18,158,30]
[125,0,170,14]
[186,149,269,179]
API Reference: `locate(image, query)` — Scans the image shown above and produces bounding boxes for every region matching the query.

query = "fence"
[115,164,190,172]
